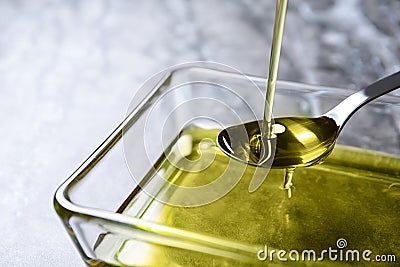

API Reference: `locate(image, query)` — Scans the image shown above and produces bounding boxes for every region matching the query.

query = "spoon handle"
[325,70,400,127]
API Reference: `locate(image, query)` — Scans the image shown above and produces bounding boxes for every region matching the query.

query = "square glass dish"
[54,63,400,266]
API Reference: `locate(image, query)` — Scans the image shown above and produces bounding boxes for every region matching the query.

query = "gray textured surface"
[0,0,399,266]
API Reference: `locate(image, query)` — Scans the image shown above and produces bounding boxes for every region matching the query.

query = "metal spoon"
[218,70,400,170]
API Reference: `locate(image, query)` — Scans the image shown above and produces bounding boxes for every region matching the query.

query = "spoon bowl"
[218,71,400,169]
[218,116,339,168]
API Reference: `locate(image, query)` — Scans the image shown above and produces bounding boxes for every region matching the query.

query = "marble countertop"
[0,0,399,265]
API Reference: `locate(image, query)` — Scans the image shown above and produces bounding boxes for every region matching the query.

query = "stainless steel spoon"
[218,70,400,170]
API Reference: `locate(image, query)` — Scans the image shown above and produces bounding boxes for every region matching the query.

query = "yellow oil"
[273,116,340,167]
[93,126,400,266]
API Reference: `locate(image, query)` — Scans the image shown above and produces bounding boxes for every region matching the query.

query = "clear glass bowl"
[54,63,400,266]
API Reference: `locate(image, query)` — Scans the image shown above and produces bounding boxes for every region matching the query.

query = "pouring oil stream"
[261,0,288,139]
[248,0,291,195]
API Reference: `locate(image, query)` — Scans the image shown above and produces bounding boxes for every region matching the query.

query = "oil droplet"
[283,167,295,198]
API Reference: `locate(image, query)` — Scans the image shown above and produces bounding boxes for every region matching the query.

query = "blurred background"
[0,0,399,265]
